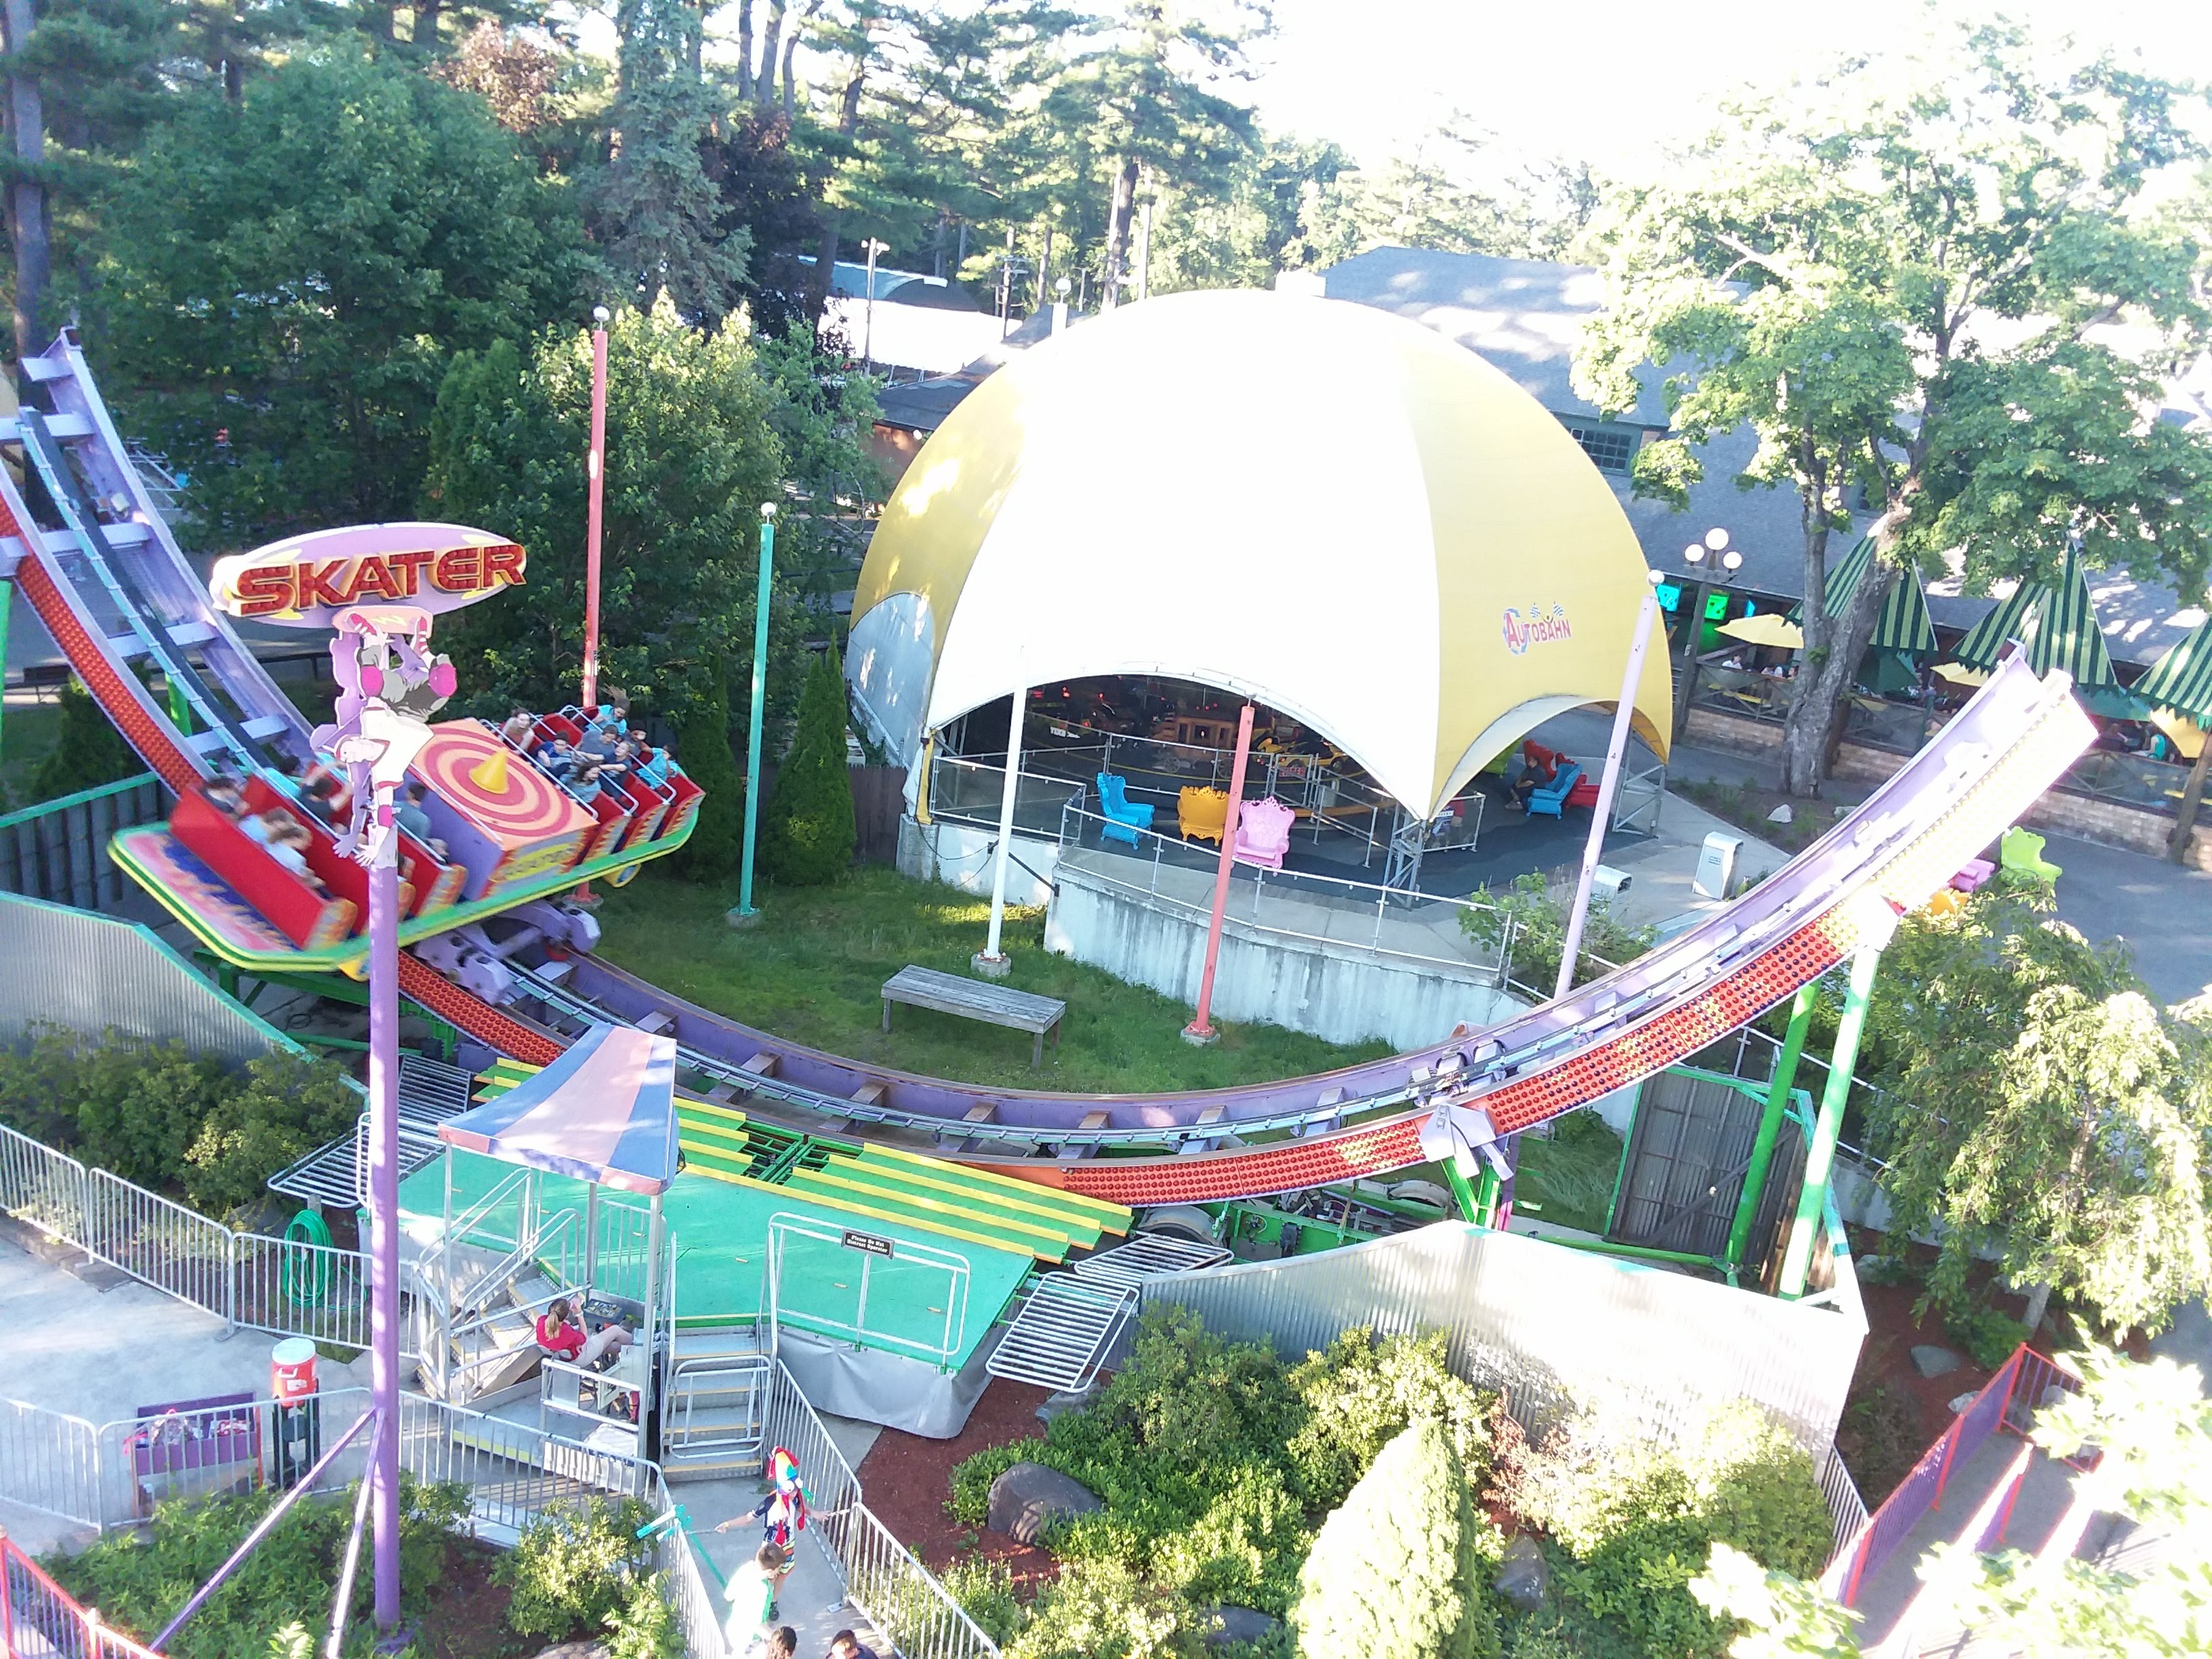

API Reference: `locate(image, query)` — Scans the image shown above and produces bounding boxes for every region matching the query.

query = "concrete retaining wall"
[896,815,1062,907]
[1684,706,2212,871]
[1043,855,1520,1049]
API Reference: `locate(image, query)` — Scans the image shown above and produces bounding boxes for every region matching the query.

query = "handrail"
[0,771,160,832]
[0,1530,167,1658]
[443,1162,535,1256]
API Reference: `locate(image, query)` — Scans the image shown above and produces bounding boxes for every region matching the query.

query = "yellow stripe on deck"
[827,1159,1115,1238]
[857,1144,1133,1231]
[786,1164,1099,1252]
[686,1168,1062,1261]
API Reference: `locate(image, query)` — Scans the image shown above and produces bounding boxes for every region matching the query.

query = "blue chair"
[1096,772,1155,845]
[1527,762,1584,819]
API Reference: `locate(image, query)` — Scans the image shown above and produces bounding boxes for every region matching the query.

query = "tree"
[670,658,742,881]
[3,0,53,359]
[30,676,140,801]
[422,297,789,726]
[1862,886,2212,1334]
[1460,870,1658,991]
[1691,1542,1864,1659]
[759,641,855,885]
[1576,24,2212,795]
[1292,1415,1496,1659]
[94,47,593,545]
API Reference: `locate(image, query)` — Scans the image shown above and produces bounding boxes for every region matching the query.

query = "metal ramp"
[1069,1233,1229,1292]
[986,1274,1136,1391]
[268,1052,476,1206]
[660,1327,771,1481]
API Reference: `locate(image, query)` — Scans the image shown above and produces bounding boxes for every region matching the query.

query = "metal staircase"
[659,1326,771,1480]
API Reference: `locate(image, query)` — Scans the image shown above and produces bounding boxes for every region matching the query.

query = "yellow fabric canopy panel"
[846,289,1673,818]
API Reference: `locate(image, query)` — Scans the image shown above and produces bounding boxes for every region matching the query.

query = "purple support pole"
[366,805,403,1629]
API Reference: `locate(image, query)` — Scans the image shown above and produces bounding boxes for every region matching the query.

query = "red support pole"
[1,1529,14,1657]
[580,314,610,712]
[1184,703,1254,1045]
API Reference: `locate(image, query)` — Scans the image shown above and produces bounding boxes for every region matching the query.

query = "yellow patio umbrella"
[2150,706,2206,762]
[1933,661,1990,689]
[1716,613,1805,649]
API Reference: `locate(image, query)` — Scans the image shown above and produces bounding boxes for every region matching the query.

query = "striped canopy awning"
[438,1024,678,1195]
[1945,546,2119,690]
[1788,537,1938,656]
[2132,617,2212,726]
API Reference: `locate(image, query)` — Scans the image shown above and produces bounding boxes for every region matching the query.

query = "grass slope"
[593,865,1391,1094]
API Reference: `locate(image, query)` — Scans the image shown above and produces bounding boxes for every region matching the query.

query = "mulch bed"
[855,1378,1060,1589]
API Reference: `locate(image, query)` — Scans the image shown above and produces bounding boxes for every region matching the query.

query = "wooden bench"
[882,964,1067,1068]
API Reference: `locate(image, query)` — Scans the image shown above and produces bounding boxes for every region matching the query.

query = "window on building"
[1562,421,1637,474]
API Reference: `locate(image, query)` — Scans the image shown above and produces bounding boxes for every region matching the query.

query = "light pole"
[1052,275,1071,336]
[581,305,611,712]
[861,239,890,372]
[1672,528,1740,735]
[731,503,776,924]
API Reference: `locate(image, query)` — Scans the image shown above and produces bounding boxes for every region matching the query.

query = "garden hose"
[282,1208,333,1307]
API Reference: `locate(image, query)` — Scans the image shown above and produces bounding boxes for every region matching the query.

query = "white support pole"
[975,686,1026,975]
[1556,587,1660,1001]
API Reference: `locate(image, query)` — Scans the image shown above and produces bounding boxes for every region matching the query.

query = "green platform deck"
[398,1062,1132,1371]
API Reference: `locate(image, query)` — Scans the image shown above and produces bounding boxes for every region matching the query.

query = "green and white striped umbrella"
[1788,536,1938,655]
[2132,616,2212,727]
[1946,546,2119,690]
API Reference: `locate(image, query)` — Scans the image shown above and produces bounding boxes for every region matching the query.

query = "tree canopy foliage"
[1576,22,2212,792]
[1862,884,2212,1334]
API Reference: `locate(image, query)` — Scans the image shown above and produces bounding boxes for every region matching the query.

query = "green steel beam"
[1727,982,1819,1267]
[1441,1159,1481,1225]
[1536,1232,1729,1274]
[1779,947,1881,1298]
[1472,1164,1502,1230]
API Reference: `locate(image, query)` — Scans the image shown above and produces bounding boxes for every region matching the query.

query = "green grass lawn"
[592,864,1392,1093]
[1513,1111,1626,1234]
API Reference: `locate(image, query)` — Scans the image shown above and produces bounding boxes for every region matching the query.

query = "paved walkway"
[0,1221,272,1555]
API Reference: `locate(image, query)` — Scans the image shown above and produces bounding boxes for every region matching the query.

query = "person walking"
[722,1541,792,1654]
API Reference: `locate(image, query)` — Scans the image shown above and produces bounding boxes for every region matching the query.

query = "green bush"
[1007,1558,1210,1659]
[1286,1327,1498,1509]
[497,1496,662,1641]
[940,1555,1024,1646]
[602,1572,686,1659]
[671,659,744,880]
[948,1311,1502,1618]
[1498,1400,1828,1659]
[30,678,142,802]
[1945,1298,2032,1370]
[759,640,857,886]
[1292,1415,1502,1659]
[48,1476,466,1659]
[0,1029,356,1214]
[1461,872,1656,991]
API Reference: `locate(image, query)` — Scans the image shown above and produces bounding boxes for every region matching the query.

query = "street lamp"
[1672,529,1740,738]
[1052,275,1071,336]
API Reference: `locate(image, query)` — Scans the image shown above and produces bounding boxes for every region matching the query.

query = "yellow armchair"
[1179,785,1229,844]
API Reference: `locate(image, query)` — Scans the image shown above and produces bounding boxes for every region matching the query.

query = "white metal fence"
[1,1122,378,1353]
[0,1387,371,1533]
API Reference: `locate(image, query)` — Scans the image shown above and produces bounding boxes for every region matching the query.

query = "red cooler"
[270,1336,319,1403]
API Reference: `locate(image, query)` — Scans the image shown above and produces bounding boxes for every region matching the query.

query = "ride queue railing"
[1,1527,166,1659]
[0,1122,390,1359]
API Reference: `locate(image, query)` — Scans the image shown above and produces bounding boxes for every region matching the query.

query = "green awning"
[2131,617,2212,726]
[1944,546,2118,690]
[1786,537,1938,655]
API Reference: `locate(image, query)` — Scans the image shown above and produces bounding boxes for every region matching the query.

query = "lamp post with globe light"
[1672,528,1742,737]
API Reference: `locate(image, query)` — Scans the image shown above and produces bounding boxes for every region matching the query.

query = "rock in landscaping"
[987,1462,1102,1544]
[1034,1382,1101,1427]
[532,1644,611,1659]
[1910,1345,1965,1378]
[1493,1534,1549,1612]
[1203,1606,1284,1647]
[1949,1391,1980,1414]
[1768,802,1794,824]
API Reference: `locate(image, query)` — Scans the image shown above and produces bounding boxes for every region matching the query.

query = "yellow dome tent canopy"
[846,289,1673,819]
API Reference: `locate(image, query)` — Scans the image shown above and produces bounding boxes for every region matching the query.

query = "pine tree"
[758,642,855,886]
[1292,1416,1497,1659]
[30,678,142,802]
[671,660,743,881]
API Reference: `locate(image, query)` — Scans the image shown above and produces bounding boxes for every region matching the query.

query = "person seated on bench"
[394,781,447,860]
[537,735,581,781]
[243,810,326,891]
[569,760,609,806]
[500,706,540,750]
[203,775,250,820]
[1509,758,1546,813]
[630,735,671,790]
[535,1296,632,1370]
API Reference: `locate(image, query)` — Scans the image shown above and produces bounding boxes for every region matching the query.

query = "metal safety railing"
[1053,800,1515,981]
[0,1122,384,1359]
[1,1528,166,1659]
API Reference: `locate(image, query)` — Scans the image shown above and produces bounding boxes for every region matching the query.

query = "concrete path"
[0,1221,272,1555]
[687,1412,886,1658]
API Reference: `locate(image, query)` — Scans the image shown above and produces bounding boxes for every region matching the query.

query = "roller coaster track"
[403,654,2094,1206]
[1,335,2097,1208]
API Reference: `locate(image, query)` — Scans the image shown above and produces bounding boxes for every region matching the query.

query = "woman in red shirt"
[535,1297,632,1370]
